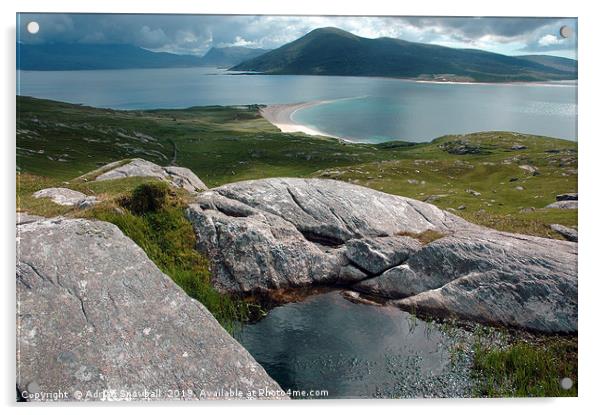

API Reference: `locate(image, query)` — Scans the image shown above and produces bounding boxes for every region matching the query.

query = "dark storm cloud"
[17,14,577,58]
[401,17,559,39]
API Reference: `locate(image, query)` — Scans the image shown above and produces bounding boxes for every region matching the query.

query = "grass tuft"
[123,182,170,215]
[473,337,577,397]
[397,229,447,245]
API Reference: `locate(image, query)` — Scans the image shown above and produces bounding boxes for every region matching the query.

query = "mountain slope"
[17,43,204,70]
[199,46,271,67]
[231,27,577,82]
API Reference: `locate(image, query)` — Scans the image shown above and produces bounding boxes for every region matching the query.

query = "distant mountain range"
[231,27,577,82]
[18,30,577,82]
[16,43,269,71]
[200,46,271,68]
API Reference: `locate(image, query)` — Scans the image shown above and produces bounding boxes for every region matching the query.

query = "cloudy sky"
[17,14,578,59]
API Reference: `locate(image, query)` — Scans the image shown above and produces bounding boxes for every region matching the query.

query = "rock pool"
[236,290,477,398]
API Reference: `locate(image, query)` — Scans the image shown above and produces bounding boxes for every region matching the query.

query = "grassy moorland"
[473,335,577,397]
[18,95,577,238]
[16,96,577,396]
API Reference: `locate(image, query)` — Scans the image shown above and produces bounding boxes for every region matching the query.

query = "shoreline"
[228,70,576,87]
[259,101,345,140]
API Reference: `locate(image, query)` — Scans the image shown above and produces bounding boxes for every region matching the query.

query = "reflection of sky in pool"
[236,291,456,398]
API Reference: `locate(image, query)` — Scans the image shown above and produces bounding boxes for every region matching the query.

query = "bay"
[17,67,577,142]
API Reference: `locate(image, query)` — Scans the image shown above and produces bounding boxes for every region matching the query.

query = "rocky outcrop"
[187,178,470,293]
[33,188,97,208]
[16,217,285,401]
[550,224,578,242]
[95,159,208,192]
[187,178,577,333]
[391,230,577,333]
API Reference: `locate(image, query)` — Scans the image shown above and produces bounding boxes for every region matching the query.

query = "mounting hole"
[27,21,40,34]
[560,377,573,390]
[559,25,572,39]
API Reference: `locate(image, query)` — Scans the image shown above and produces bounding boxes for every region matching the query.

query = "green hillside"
[17,96,577,238]
[232,27,577,82]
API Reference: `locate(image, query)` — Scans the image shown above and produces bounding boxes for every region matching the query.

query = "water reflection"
[236,291,454,398]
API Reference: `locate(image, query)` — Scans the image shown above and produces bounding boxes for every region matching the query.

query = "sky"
[17,14,578,59]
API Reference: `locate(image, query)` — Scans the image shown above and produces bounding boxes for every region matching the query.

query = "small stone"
[33,188,92,207]
[77,197,98,209]
[546,200,578,209]
[519,165,539,176]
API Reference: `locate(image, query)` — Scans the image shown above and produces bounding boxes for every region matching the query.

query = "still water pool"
[236,291,474,398]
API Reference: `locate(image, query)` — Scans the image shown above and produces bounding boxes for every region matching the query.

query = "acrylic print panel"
[16,13,577,401]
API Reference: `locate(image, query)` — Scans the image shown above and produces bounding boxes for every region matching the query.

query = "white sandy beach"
[260,101,339,138]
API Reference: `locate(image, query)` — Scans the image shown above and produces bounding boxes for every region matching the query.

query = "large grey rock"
[200,178,470,244]
[187,178,467,294]
[187,178,578,333]
[95,159,208,192]
[33,188,97,208]
[392,230,577,333]
[16,218,285,401]
[187,193,347,293]
[95,158,165,181]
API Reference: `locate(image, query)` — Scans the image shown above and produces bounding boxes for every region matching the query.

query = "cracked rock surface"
[95,158,208,192]
[16,217,285,401]
[187,178,577,333]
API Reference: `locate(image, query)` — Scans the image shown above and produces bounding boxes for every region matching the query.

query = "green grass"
[473,337,578,397]
[314,132,577,237]
[17,96,577,239]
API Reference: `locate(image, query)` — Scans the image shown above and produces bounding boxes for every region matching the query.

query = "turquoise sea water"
[18,67,577,142]
[293,84,577,142]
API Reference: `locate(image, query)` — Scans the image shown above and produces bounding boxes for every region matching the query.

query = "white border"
[2,0,600,414]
